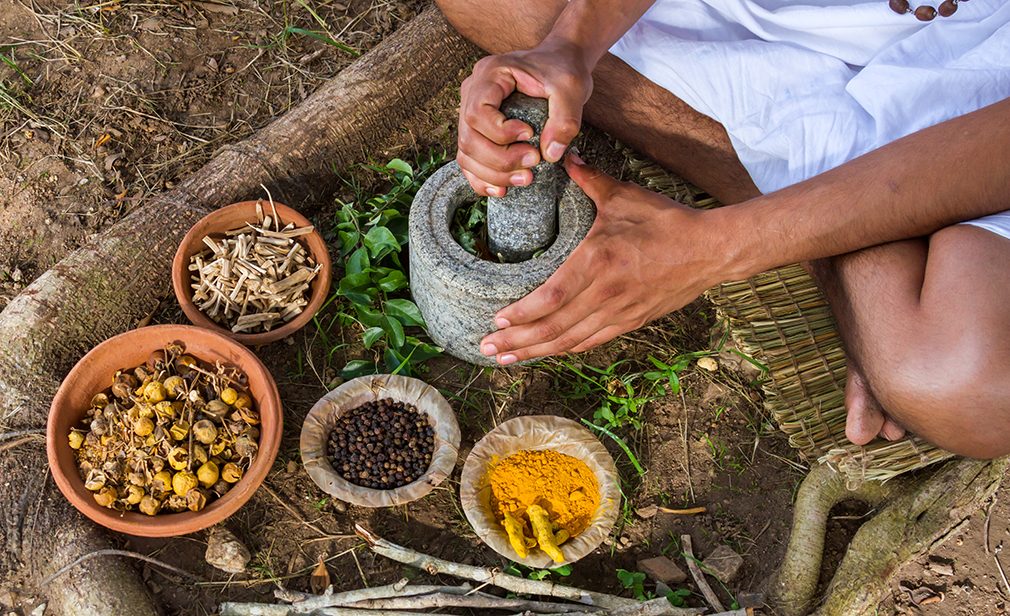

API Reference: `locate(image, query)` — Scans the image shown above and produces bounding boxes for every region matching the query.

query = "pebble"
[701,544,744,582]
[205,526,251,574]
[638,555,687,585]
[326,398,434,490]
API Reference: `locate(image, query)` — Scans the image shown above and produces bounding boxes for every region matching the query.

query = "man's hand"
[479,154,731,365]
[458,42,593,198]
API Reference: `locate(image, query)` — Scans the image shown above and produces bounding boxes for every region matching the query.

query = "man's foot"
[844,364,906,445]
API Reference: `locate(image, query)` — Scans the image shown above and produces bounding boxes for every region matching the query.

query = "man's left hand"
[479,154,733,364]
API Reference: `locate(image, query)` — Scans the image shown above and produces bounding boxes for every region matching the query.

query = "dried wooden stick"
[346,590,600,612]
[289,580,470,611]
[681,534,725,613]
[356,524,638,611]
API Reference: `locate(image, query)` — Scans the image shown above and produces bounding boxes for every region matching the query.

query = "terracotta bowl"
[172,200,332,346]
[300,374,461,508]
[47,324,282,537]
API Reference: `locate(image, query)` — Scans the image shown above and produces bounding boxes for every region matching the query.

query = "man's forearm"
[718,97,1010,281]
[540,0,656,70]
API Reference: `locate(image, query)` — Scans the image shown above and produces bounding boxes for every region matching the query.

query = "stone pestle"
[409,95,596,365]
[486,93,565,262]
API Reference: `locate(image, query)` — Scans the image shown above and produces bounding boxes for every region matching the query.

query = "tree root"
[0,6,479,616]
[771,458,1007,615]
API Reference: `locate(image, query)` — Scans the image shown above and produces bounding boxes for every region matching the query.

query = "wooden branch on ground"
[0,6,480,616]
[355,524,642,611]
[287,580,472,611]
[680,534,724,613]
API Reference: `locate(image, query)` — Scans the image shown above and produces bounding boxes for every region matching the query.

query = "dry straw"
[622,150,954,487]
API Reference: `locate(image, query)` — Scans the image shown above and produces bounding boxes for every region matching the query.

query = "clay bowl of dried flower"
[300,374,461,508]
[172,199,332,346]
[460,415,621,568]
[46,324,282,537]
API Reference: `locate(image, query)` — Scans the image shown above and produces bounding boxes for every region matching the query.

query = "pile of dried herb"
[69,343,260,515]
[189,200,321,333]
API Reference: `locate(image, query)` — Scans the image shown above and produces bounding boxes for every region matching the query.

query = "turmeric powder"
[488,449,600,561]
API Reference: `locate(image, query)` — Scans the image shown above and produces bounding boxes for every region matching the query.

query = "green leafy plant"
[665,587,692,607]
[505,563,572,580]
[616,569,651,601]
[319,154,446,378]
[451,197,488,257]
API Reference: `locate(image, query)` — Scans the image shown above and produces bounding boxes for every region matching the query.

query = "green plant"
[318,154,446,378]
[665,587,692,607]
[616,569,651,600]
[451,197,488,257]
[282,0,359,56]
[505,563,572,580]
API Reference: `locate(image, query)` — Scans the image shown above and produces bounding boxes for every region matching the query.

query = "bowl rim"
[299,374,461,507]
[171,200,332,346]
[46,324,282,537]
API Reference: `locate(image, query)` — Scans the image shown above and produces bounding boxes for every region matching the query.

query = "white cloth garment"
[610,0,1010,239]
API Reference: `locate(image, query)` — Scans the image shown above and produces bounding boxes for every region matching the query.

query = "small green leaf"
[346,247,370,275]
[354,305,384,328]
[384,299,425,327]
[284,26,359,56]
[341,359,378,379]
[551,564,572,576]
[527,569,550,580]
[362,327,385,349]
[382,315,406,349]
[377,269,408,292]
[338,230,360,255]
[363,226,399,260]
[385,158,413,177]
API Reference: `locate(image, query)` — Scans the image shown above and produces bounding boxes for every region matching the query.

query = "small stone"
[638,555,688,585]
[619,535,632,547]
[286,459,297,473]
[927,558,954,576]
[205,526,251,574]
[702,545,743,582]
[635,504,658,519]
[738,591,765,608]
[332,499,348,513]
[697,357,718,372]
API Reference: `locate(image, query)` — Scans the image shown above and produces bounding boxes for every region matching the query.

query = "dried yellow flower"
[197,461,220,488]
[173,471,198,496]
[221,463,243,483]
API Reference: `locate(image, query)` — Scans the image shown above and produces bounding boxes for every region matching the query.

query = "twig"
[0,435,42,453]
[0,427,45,441]
[681,534,725,612]
[347,591,599,612]
[40,549,200,586]
[262,483,354,541]
[290,581,471,611]
[658,506,707,515]
[985,494,998,555]
[995,544,1010,598]
[355,525,642,610]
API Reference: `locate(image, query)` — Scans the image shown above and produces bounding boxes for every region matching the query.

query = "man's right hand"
[457,42,593,197]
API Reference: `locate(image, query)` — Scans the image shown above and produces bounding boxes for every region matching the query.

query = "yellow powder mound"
[488,449,600,537]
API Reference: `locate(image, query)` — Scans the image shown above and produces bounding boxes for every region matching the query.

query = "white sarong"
[610,0,1010,239]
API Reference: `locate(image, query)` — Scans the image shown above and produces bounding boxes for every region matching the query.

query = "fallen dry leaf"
[310,556,330,594]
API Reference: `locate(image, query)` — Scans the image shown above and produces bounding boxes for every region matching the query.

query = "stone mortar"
[409,161,595,365]
[486,93,566,262]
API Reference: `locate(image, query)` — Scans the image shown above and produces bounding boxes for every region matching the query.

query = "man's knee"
[434,0,564,51]
[868,342,1010,459]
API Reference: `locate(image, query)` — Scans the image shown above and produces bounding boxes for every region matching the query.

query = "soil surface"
[1,2,1007,615]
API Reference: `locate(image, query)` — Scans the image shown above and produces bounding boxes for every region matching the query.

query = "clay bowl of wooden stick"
[172,199,332,346]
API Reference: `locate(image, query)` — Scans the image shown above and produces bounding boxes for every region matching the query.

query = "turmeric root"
[502,511,532,558]
[527,504,565,563]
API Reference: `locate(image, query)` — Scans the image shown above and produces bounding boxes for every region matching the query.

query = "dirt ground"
[1,1,1008,615]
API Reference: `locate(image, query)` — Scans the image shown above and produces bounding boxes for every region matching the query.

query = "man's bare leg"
[435,0,760,204]
[812,227,1010,457]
